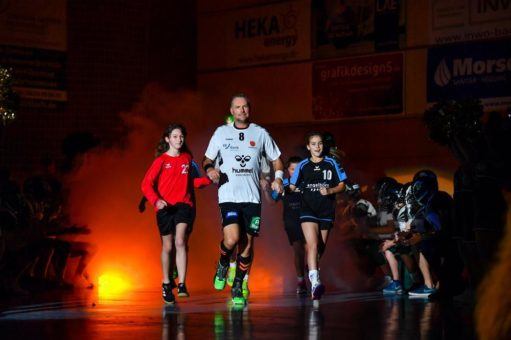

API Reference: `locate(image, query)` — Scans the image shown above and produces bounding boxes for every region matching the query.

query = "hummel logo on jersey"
[165,163,172,169]
[235,155,251,167]
[314,166,321,171]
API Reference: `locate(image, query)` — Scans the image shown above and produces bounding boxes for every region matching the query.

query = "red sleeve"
[193,176,212,188]
[141,157,164,207]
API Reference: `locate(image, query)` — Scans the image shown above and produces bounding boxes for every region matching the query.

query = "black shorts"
[219,202,262,236]
[299,198,335,230]
[284,219,304,245]
[156,203,195,236]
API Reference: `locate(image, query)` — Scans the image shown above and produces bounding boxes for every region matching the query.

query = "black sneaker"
[213,262,229,290]
[177,283,189,297]
[162,283,175,304]
[231,279,246,305]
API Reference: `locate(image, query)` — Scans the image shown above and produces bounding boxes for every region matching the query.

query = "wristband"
[203,163,214,172]
[274,170,284,180]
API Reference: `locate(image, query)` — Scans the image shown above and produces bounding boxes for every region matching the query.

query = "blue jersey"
[290,156,347,204]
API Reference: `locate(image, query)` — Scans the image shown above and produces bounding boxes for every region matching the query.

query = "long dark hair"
[155,123,192,157]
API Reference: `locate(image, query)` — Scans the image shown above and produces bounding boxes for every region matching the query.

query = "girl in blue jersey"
[289,132,347,300]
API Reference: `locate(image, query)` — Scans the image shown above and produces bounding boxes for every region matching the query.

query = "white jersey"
[205,123,281,204]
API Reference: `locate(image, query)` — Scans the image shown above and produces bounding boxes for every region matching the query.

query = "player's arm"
[191,160,212,188]
[270,157,284,194]
[202,156,219,184]
[320,181,346,196]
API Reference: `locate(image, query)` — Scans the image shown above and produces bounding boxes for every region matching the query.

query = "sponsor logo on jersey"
[306,183,328,191]
[223,143,239,150]
[235,155,251,167]
[232,168,254,174]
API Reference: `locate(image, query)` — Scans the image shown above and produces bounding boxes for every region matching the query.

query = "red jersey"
[141,152,195,209]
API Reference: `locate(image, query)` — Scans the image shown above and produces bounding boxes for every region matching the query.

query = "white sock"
[229,261,236,268]
[308,270,319,286]
[243,273,248,282]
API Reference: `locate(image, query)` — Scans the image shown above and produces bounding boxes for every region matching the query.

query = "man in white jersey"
[203,93,284,305]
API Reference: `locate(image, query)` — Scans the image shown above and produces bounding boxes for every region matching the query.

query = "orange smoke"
[63,84,292,293]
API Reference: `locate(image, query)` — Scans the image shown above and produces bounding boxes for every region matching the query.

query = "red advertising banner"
[312,52,403,119]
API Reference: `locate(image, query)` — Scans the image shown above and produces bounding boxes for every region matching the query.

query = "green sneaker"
[172,268,178,280]
[227,265,236,287]
[242,279,250,299]
[231,279,246,306]
[213,262,229,290]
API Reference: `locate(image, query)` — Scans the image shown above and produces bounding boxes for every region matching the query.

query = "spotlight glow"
[98,272,131,297]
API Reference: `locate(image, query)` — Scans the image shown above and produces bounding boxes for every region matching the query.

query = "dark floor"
[0,288,475,339]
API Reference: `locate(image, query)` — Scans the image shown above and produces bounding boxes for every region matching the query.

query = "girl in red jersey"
[141,123,210,304]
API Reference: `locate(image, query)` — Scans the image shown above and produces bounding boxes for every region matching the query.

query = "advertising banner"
[312,0,405,59]
[427,39,511,109]
[198,1,310,71]
[430,0,511,45]
[312,52,403,119]
[0,0,67,108]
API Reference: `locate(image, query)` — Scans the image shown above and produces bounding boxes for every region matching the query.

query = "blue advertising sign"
[427,39,511,108]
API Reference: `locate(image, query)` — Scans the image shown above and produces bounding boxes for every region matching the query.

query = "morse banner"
[427,39,511,109]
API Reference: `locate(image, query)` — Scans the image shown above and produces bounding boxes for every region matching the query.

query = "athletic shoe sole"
[408,292,433,297]
[163,299,175,305]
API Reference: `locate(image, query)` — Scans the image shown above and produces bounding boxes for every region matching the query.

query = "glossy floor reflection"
[0,289,475,339]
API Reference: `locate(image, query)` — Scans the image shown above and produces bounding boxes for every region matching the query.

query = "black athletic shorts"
[219,202,262,236]
[156,203,195,236]
[299,198,336,230]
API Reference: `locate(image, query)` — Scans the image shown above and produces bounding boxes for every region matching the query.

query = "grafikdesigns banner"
[312,52,403,119]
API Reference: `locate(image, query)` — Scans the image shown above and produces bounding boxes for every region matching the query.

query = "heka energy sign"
[427,40,511,107]
[234,14,297,48]
[197,1,309,70]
